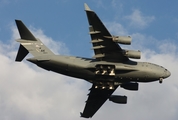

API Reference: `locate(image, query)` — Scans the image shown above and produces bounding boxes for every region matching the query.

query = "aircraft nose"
[164,69,171,78]
[159,68,171,83]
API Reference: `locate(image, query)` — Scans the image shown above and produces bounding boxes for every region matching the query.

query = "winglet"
[84,3,92,11]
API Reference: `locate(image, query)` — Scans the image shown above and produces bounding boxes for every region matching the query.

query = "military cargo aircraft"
[15,3,171,118]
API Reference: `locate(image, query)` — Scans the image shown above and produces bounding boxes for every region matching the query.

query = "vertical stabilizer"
[15,20,37,41]
[15,20,54,62]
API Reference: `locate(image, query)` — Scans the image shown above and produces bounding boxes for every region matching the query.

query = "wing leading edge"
[81,84,119,118]
[84,3,128,62]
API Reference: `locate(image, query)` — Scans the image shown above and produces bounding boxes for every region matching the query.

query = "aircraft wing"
[84,3,128,62]
[81,84,118,118]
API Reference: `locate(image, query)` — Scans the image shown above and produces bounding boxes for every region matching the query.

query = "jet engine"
[122,49,141,59]
[120,83,139,91]
[104,36,132,45]
[112,36,132,45]
[109,95,127,104]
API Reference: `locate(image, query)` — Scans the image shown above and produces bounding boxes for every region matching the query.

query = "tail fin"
[15,20,37,41]
[15,20,54,62]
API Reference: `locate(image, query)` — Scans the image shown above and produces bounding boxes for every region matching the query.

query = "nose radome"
[164,69,171,78]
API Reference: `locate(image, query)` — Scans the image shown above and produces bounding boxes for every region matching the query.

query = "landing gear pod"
[120,83,139,91]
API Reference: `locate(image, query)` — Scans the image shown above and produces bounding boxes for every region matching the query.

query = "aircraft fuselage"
[27,55,170,84]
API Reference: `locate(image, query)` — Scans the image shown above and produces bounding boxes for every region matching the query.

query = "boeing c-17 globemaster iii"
[15,3,171,118]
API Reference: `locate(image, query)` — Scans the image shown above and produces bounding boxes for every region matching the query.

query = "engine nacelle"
[120,83,139,91]
[123,49,141,59]
[104,36,132,45]
[112,36,132,45]
[109,95,127,104]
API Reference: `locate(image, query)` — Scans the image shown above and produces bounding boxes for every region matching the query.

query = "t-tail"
[15,20,54,62]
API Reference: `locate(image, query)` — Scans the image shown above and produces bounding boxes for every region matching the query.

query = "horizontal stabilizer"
[15,20,37,41]
[15,44,29,62]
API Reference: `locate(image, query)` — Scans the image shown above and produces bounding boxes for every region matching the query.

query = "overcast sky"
[0,0,178,120]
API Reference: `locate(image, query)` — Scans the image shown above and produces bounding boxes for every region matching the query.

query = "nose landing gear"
[159,78,163,84]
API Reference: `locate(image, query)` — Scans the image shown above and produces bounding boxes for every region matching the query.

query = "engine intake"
[120,83,139,91]
[109,95,127,104]
[123,49,141,59]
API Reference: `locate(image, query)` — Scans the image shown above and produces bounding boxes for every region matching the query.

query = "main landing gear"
[94,64,116,90]
[95,64,115,76]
